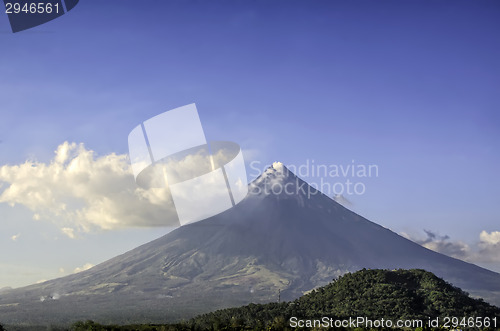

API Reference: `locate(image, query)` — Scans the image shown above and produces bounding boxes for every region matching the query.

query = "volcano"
[1,163,499,326]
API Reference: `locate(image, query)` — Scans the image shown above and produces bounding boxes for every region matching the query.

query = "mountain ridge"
[1,164,499,326]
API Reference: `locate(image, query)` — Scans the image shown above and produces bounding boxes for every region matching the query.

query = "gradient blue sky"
[1,0,499,288]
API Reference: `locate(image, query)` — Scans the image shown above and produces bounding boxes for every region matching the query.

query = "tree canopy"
[70,269,500,331]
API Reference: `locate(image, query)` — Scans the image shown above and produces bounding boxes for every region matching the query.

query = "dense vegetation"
[68,269,500,330]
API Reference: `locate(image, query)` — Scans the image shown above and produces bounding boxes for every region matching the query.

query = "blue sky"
[1,0,499,288]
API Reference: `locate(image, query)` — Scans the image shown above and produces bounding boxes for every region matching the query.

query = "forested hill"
[186,269,500,330]
[69,269,500,330]
[295,268,500,320]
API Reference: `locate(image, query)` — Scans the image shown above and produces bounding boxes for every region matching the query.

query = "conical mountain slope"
[1,164,499,326]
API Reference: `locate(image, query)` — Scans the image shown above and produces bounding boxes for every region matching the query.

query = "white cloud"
[10,233,20,241]
[480,230,500,245]
[61,227,76,239]
[405,229,500,265]
[399,232,411,240]
[477,230,500,263]
[0,142,180,235]
[74,262,94,273]
[417,230,470,260]
[333,194,352,207]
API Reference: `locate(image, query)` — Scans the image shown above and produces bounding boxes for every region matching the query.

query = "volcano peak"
[271,161,284,172]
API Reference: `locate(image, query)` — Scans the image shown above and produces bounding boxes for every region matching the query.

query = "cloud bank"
[10,233,20,242]
[404,229,500,266]
[0,142,179,237]
[74,263,95,273]
[478,230,500,263]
